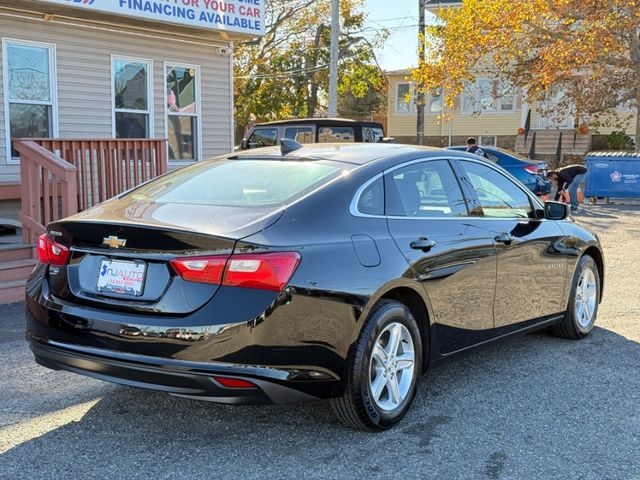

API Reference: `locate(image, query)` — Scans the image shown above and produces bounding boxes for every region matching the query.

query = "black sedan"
[26,142,604,431]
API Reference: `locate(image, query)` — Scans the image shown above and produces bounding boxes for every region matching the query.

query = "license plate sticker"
[96,259,147,297]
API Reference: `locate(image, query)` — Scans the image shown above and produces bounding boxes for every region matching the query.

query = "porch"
[0,138,168,303]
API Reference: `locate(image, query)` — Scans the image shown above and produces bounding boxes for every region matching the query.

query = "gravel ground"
[1,205,639,480]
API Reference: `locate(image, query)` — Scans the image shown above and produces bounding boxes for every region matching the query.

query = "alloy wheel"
[574,268,597,328]
[368,322,416,412]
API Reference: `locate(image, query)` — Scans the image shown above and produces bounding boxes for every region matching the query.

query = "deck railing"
[15,138,168,244]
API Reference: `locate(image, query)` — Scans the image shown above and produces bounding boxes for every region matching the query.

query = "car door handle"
[410,237,437,252]
[494,233,515,245]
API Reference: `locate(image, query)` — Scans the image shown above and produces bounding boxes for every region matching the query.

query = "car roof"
[228,143,469,166]
[253,118,384,128]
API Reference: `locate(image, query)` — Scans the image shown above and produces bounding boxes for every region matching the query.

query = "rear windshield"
[130,160,342,207]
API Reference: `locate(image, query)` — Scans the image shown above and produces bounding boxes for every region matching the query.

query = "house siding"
[387,73,522,142]
[388,74,638,145]
[0,11,233,183]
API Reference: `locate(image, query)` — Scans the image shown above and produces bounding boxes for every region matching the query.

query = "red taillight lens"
[524,165,539,174]
[170,252,300,292]
[224,253,301,291]
[37,234,70,266]
[169,256,228,285]
[213,376,257,389]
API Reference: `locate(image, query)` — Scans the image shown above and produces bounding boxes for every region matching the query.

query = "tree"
[233,0,387,136]
[413,0,640,151]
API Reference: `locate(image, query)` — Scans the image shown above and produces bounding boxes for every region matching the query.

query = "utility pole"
[328,0,340,118]
[416,0,426,145]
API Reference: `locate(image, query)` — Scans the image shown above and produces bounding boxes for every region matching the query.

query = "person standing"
[465,137,489,159]
[547,164,588,211]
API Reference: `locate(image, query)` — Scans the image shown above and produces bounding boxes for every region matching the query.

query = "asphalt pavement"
[1,205,639,480]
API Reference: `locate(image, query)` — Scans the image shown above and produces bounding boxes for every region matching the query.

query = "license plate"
[96,259,146,297]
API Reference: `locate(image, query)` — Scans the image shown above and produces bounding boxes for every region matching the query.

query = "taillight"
[170,252,300,292]
[524,165,539,174]
[169,256,227,284]
[37,234,71,266]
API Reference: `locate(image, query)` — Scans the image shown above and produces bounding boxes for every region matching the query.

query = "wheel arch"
[372,285,432,373]
[582,245,604,302]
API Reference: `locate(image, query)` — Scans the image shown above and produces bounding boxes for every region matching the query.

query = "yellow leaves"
[412,0,639,118]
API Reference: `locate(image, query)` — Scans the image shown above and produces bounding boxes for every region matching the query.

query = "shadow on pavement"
[2,321,639,479]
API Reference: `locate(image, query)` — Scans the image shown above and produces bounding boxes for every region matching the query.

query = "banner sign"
[43,0,265,36]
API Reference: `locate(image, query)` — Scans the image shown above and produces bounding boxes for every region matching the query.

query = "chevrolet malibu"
[26,142,604,431]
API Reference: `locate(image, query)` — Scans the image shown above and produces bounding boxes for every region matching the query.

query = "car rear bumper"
[25,274,353,404]
[27,335,321,405]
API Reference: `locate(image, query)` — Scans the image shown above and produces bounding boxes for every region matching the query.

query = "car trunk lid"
[46,205,282,315]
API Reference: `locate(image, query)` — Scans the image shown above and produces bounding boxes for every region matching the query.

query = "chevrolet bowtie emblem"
[103,236,127,249]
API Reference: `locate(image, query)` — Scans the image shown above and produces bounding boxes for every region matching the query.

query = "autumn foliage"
[413,0,640,150]
[233,0,387,135]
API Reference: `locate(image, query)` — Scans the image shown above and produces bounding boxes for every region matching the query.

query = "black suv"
[239,118,388,149]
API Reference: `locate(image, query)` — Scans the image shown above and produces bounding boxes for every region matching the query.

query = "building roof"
[426,0,462,5]
[385,69,413,76]
[254,118,384,128]
[425,0,463,12]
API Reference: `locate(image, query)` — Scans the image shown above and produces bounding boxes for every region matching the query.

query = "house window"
[113,57,152,138]
[499,83,515,111]
[166,65,200,161]
[428,88,443,113]
[479,135,497,147]
[463,79,515,113]
[3,40,57,161]
[396,83,416,114]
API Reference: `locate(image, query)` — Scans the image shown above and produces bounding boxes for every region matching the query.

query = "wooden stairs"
[0,243,36,304]
[515,129,592,157]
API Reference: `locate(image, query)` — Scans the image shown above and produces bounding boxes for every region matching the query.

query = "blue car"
[448,146,550,196]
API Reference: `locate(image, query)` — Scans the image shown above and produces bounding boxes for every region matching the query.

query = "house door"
[536,88,573,129]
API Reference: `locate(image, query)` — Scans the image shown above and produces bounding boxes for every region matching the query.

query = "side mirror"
[544,201,570,220]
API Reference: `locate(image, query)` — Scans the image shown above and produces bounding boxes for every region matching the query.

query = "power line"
[236,64,329,80]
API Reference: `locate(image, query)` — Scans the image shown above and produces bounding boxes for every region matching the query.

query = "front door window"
[459,160,534,218]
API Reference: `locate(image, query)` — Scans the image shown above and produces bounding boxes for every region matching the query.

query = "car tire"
[330,299,423,431]
[550,255,600,340]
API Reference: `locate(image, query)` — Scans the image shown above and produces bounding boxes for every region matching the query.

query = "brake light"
[171,252,301,292]
[37,234,70,266]
[524,165,539,174]
[170,256,228,284]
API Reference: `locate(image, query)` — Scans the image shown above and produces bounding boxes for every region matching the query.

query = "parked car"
[239,118,388,150]
[448,145,550,196]
[26,142,603,431]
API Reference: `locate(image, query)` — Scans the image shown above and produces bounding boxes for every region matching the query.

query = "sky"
[363,0,435,72]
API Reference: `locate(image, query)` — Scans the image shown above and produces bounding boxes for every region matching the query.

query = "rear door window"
[247,128,278,149]
[284,127,315,144]
[385,160,468,217]
[319,126,355,143]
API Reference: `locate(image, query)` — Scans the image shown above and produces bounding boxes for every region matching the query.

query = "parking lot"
[1,205,639,480]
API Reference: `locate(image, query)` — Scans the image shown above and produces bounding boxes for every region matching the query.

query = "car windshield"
[129,159,342,207]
